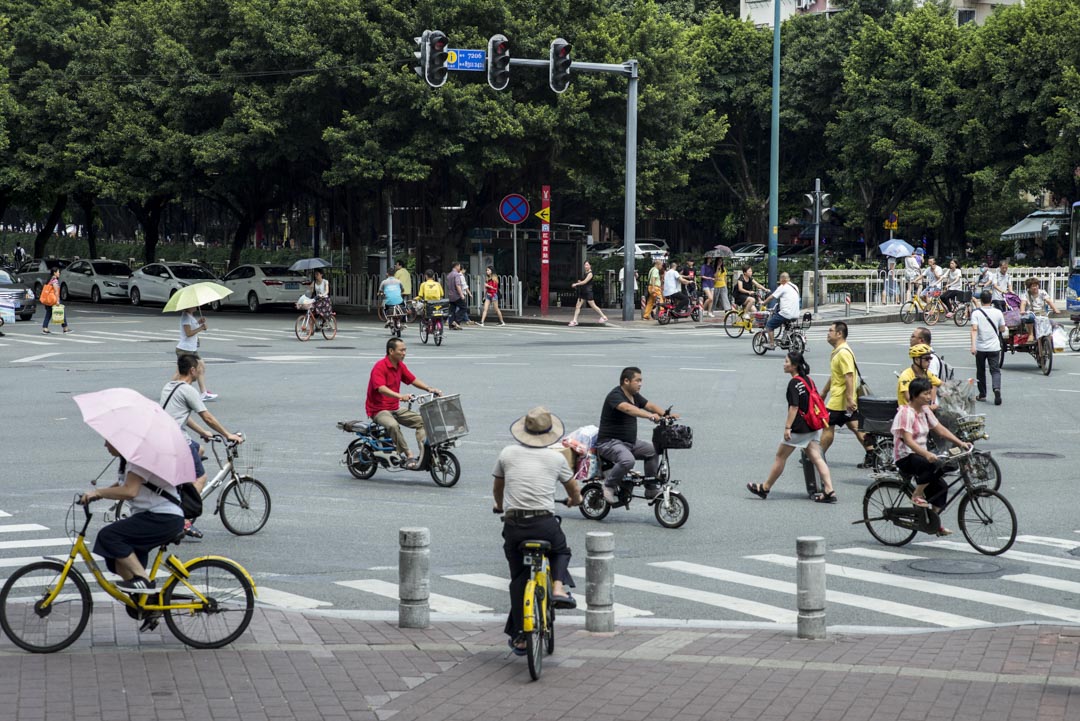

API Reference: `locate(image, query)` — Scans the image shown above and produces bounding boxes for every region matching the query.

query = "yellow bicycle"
[900,289,948,326]
[0,496,257,653]
[519,539,556,680]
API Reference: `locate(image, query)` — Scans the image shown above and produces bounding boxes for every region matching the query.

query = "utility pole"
[767,0,782,289]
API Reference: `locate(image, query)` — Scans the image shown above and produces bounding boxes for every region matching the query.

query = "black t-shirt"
[597,386,648,444]
[733,274,753,300]
[785,377,812,434]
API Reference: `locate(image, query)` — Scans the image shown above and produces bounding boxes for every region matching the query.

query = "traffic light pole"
[812,177,820,315]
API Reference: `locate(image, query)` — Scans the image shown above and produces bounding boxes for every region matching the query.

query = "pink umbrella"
[73,388,195,486]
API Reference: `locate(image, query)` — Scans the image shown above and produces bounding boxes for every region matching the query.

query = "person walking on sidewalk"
[492,406,582,656]
[747,351,836,503]
[479,266,505,326]
[176,306,215,401]
[643,257,663,320]
[713,259,731,312]
[568,261,607,326]
[39,267,69,334]
[970,289,1006,405]
[699,259,716,317]
[445,262,470,329]
[393,260,412,301]
[820,321,872,462]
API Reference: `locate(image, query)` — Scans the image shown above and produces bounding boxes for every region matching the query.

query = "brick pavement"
[2,606,1078,721]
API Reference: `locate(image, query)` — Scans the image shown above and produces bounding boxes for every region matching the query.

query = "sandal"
[746,483,769,500]
[936,527,954,537]
[508,636,527,657]
[812,491,838,504]
[567,321,578,327]
[912,496,930,508]
[403,458,421,471]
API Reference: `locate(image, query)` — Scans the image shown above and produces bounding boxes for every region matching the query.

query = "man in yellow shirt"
[897,343,942,407]
[394,260,413,299]
[820,321,870,458]
[642,258,663,320]
[415,269,444,301]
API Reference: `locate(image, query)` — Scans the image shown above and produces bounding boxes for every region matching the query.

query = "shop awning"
[1000,213,1064,242]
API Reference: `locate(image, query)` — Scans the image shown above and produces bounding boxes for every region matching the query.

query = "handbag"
[843,348,871,398]
[51,304,65,324]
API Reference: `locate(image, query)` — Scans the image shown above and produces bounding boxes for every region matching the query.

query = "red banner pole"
[540,185,551,316]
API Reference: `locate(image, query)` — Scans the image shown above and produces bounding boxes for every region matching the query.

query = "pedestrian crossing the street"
[4,507,1080,627]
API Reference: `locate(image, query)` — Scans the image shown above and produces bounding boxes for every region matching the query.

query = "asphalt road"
[2,302,1080,630]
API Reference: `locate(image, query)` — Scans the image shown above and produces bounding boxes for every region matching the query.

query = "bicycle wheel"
[790,332,806,355]
[346,440,377,480]
[958,488,1016,556]
[377,305,388,323]
[419,320,430,344]
[1039,336,1053,375]
[953,304,970,327]
[723,310,745,338]
[544,577,555,655]
[899,301,918,324]
[321,315,337,340]
[429,449,460,488]
[690,306,702,322]
[164,558,254,649]
[294,314,313,341]
[964,451,1001,491]
[656,306,671,325]
[0,560,91,653]
[525,585,543,680]
[924,301,940,326]
[654,492,689,529]
[578,483,610,521]
[434,320,443,346]
[751,331,768,355]
[862,480,917,546]
[1069,325,1080,352]
[219,476,271,535]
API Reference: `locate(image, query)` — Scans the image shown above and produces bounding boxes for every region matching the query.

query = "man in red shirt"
[366,338,442,469]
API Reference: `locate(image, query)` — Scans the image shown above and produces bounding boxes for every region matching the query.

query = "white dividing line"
[677,368,736,373]
[0,537,73,551]
[72,331,143,343]
[832,547,925,561]
[11,352,62,364]
[1050,389,1080,393]
[334,579,493,614]
[571,364,628,369]
[247,355,326,362]
[568,567,795,623]
[914,541,1080,571]
[0,511,10,517]
[201,333,273,341]
[44,334,104,344]
[0,524,49,533]
[750,554,1080,624]
[1011,535,1080,551]
[444,572,653,618]
[1,336,55,346]
[653,561,986,628]
[255,586,333,610]
[476,362,530,366]
[1003,574,1080,595]
[0,555,95,569]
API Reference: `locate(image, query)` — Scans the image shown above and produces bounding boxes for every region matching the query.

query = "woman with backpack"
[39,266,69,334]
[747,351,836,503]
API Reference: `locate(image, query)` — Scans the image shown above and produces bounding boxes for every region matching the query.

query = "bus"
[1070,201,1080,311]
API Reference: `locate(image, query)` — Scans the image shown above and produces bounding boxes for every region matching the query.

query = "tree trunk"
[33,195,67,258]
[129,196,169,265]
[230,212,255,270]
[744,200,768,247]
[75,193,98,259]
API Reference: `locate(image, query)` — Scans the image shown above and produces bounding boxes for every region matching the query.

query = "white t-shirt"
[923,265,942,287]
[904,256,921,280]
[312,279,329,298]
[160,380,207,441]
[491,445,573,512]
[772,283,800,319]
[177,312,199,352]
[662,269,682,297]
[124,462,186,516]
[1023,289,1051,315]
[944,269,962,291]
[991,270,1010,301]
[971,305,1005,352]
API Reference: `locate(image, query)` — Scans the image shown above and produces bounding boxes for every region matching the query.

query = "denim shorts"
[188,439,205,479]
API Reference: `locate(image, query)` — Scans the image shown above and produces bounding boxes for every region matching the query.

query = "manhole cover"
[1002,452,1062,460]
[237,345,270,348]
[908,559,1001,575]
[316,346,356,350]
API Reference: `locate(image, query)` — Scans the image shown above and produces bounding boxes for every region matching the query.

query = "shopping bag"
[1052,324,1066,353]
[51,304,65,324]
[0,302,15,325]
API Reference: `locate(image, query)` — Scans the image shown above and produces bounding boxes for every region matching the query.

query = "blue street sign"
[446,49,486,72]
[499,194,530,225]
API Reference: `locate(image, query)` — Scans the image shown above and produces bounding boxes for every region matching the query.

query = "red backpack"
[795,376,829,431]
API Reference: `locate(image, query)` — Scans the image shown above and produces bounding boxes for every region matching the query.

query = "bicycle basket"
[234,441,264,477]
[653,423,692,451]
[800,312,813,330]
[752,311,770,328]
[425,300,450,318]
[418,394,468,445]
[951,414,987,442]
[928,289,942,298]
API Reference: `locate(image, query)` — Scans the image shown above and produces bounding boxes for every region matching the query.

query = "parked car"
[59,260,133,303]
[15,258,70,297]
[595,242,669,262]
[731,243,767,263]
[212,264,310,312]
[779,245,817,263]
[129,262,221,306]
[0,269,37,321]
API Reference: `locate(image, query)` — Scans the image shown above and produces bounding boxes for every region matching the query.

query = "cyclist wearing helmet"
[897,343,942,408]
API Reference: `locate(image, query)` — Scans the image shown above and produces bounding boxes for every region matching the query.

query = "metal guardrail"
[331,273,522,315]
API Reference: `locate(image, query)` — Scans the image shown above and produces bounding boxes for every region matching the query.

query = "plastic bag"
[936,379,976,432]
[574,451,598,481]
[1052,324,1066,353]
[295,294,313,309]
[51,304,65,324]
[562,424,598,454]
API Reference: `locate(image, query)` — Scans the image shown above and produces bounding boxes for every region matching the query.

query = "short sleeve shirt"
[991,271,1010,301]
[417,280,444,301]
[126,463,185,516]
[773,283,800,319]
[160,380,206,441]
[1024,289,1050,315]
[896,367,942,406]
[597,387,648,444]
[445,270,462,301]
[366,358,416,417]
[826,342,858,411]
[394,268,412,295]
[177,312,199,352]
[972,306,1005,352]
[892,404,939,461]
[662,269,681,296]
[492,445,573,512]
[647,266,661,288]
[380,277,403,305]
[786,377,812,434]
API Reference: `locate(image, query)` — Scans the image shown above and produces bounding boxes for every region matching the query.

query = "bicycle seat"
[519,540,551,553]
[338,420,367,433]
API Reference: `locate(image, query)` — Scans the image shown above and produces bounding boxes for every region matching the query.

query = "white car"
[212,264,310,312]
[596,242,669,262]
[59,260,133,303]
[731,243,767,263]
[129,263,221,306]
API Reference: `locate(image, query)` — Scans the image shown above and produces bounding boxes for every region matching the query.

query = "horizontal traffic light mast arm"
[509,58,635,76]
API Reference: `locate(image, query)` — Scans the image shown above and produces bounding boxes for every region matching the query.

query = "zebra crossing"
[3,507,1080,627]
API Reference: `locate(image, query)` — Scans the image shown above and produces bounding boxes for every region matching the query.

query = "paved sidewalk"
[3,606,1078,721]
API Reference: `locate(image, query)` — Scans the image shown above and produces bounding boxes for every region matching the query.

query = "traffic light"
[423,30,449,88]
[549,38,572,93]
[487,34,510,91]
[819,193,832,223]
[804,193,817,223]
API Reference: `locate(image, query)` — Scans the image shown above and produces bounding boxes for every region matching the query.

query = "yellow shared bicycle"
[0,496,257,653]
[519,539,556,681]
[900,288,949,326]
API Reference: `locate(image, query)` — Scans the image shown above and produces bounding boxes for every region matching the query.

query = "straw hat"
[509,406,565,448]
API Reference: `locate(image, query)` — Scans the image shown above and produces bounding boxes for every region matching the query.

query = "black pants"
[991,300,1007,313]
[501,515,573,639]
[450,298,468,324]
[897,454,947,508]
[940,290,963,311]
[975,350,1001,398]
[666,291,688,312]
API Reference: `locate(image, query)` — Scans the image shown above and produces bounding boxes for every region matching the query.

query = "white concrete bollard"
[796,536,826,640]
[585,531,615,633]
[398,527,430,629]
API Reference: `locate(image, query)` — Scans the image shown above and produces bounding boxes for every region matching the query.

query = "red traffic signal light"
[487,34,510,91]
[549,38,572,93]
[424,30,449,88]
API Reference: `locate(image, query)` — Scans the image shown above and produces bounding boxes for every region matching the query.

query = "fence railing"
[330,273,522,315]
[800,267,1071,312]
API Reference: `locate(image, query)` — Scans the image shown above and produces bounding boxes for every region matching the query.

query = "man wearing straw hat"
[493,406,582,656]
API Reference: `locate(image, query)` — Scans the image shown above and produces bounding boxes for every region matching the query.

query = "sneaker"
[994,391,1002,406]
[201,392,218,401]
[63,327,72,333]
[42,328,50,334]
[116,577,156,594]
[602,485,619,505]
[499,321,506,326]
[599,317,608,323]
[477,322,485,327]
[568,321,578,327]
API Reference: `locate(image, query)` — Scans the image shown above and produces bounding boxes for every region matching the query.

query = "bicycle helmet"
[909,343,934,358]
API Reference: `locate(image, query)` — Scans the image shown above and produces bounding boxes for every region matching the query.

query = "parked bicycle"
[1070,313,1080,352]
[856,446,1016,556]
[0,496,256,653]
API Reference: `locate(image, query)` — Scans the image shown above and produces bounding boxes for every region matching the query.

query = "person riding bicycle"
[596,366,679,504]
[918,256,942,301]
[416,269,444,302]
[760,272,800,350]
[909,327,947,381]
[492,406,583,656]
[940,259,964,317]
[379,270,405,328]
[366,337,442,470]
[897,343,942,408]
[1019,277,1059,345]
[732,265,768,315]
[662,260,691,313]
[310,268,332,319]
[892,377,972,536]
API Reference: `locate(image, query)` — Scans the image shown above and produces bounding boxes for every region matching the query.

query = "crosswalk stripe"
[11,353,63,363]
[1003,574,1080,595]
[42,334,104,344]
[831,548,922,561]
[256,586,333,610]
[0,335,55,345]
[653,561,986,628]
[0,524,49,534]
[750,554,1080,624]
[444,572,653,618]
[569,567,795,623]
[334,579,493,614]
[0,555,96,569]
[0,538,72,551]
[74,331,143,342]
[0,511,10,517]
[1011,535,1080,551]
[914,541,1080,571]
